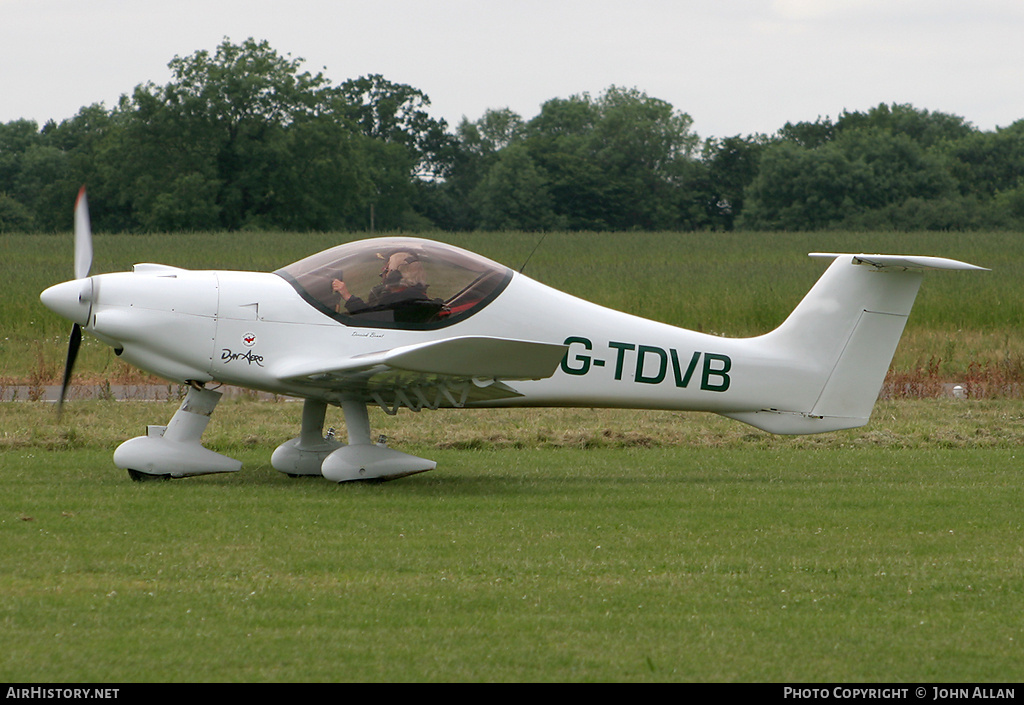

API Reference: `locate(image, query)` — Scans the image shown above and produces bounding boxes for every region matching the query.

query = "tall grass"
[3,229,1020,385]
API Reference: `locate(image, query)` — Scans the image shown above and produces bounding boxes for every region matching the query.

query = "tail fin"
[724,254,986,434]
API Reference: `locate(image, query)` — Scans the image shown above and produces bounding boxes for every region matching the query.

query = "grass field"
[2,400,1023,682]
[2,228,1022,682]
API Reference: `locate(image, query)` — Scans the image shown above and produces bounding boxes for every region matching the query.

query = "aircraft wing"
[274,336,568,412]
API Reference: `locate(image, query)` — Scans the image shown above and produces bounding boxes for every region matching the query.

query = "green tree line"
[2,38,1023,234]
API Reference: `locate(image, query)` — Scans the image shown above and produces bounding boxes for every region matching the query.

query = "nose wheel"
[114,386,242,479]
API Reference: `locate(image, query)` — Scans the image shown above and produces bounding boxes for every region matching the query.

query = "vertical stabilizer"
[724,254,985,434]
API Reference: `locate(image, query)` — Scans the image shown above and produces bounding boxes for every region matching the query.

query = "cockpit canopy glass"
[275,237,513,329]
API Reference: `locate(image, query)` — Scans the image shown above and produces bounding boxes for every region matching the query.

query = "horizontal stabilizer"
[809,253,988,271]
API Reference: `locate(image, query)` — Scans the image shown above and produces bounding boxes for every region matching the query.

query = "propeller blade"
[58,322,82,416]
[74,186,92,280]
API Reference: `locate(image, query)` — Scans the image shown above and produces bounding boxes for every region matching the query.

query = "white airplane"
[41,188,985,482]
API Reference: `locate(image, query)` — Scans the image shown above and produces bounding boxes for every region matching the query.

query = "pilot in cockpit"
[332,251,444,323]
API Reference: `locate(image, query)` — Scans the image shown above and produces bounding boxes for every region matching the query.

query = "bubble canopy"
[274,237,514,330]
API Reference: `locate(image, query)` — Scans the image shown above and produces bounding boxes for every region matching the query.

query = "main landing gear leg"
[319,397,436,483]
[114,385,242,481]
[271,399,344,477]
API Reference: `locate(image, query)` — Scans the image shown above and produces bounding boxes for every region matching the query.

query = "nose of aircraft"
[40,278,93,326]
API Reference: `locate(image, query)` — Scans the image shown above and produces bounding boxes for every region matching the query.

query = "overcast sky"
[2,0,1023,140]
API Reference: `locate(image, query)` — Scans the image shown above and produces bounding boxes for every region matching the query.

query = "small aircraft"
[41,188,985,482]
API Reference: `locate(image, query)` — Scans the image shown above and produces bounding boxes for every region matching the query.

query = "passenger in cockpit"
[332,251,445,323]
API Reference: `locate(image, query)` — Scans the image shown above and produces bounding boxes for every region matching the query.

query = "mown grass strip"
[2,400,1022,682]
